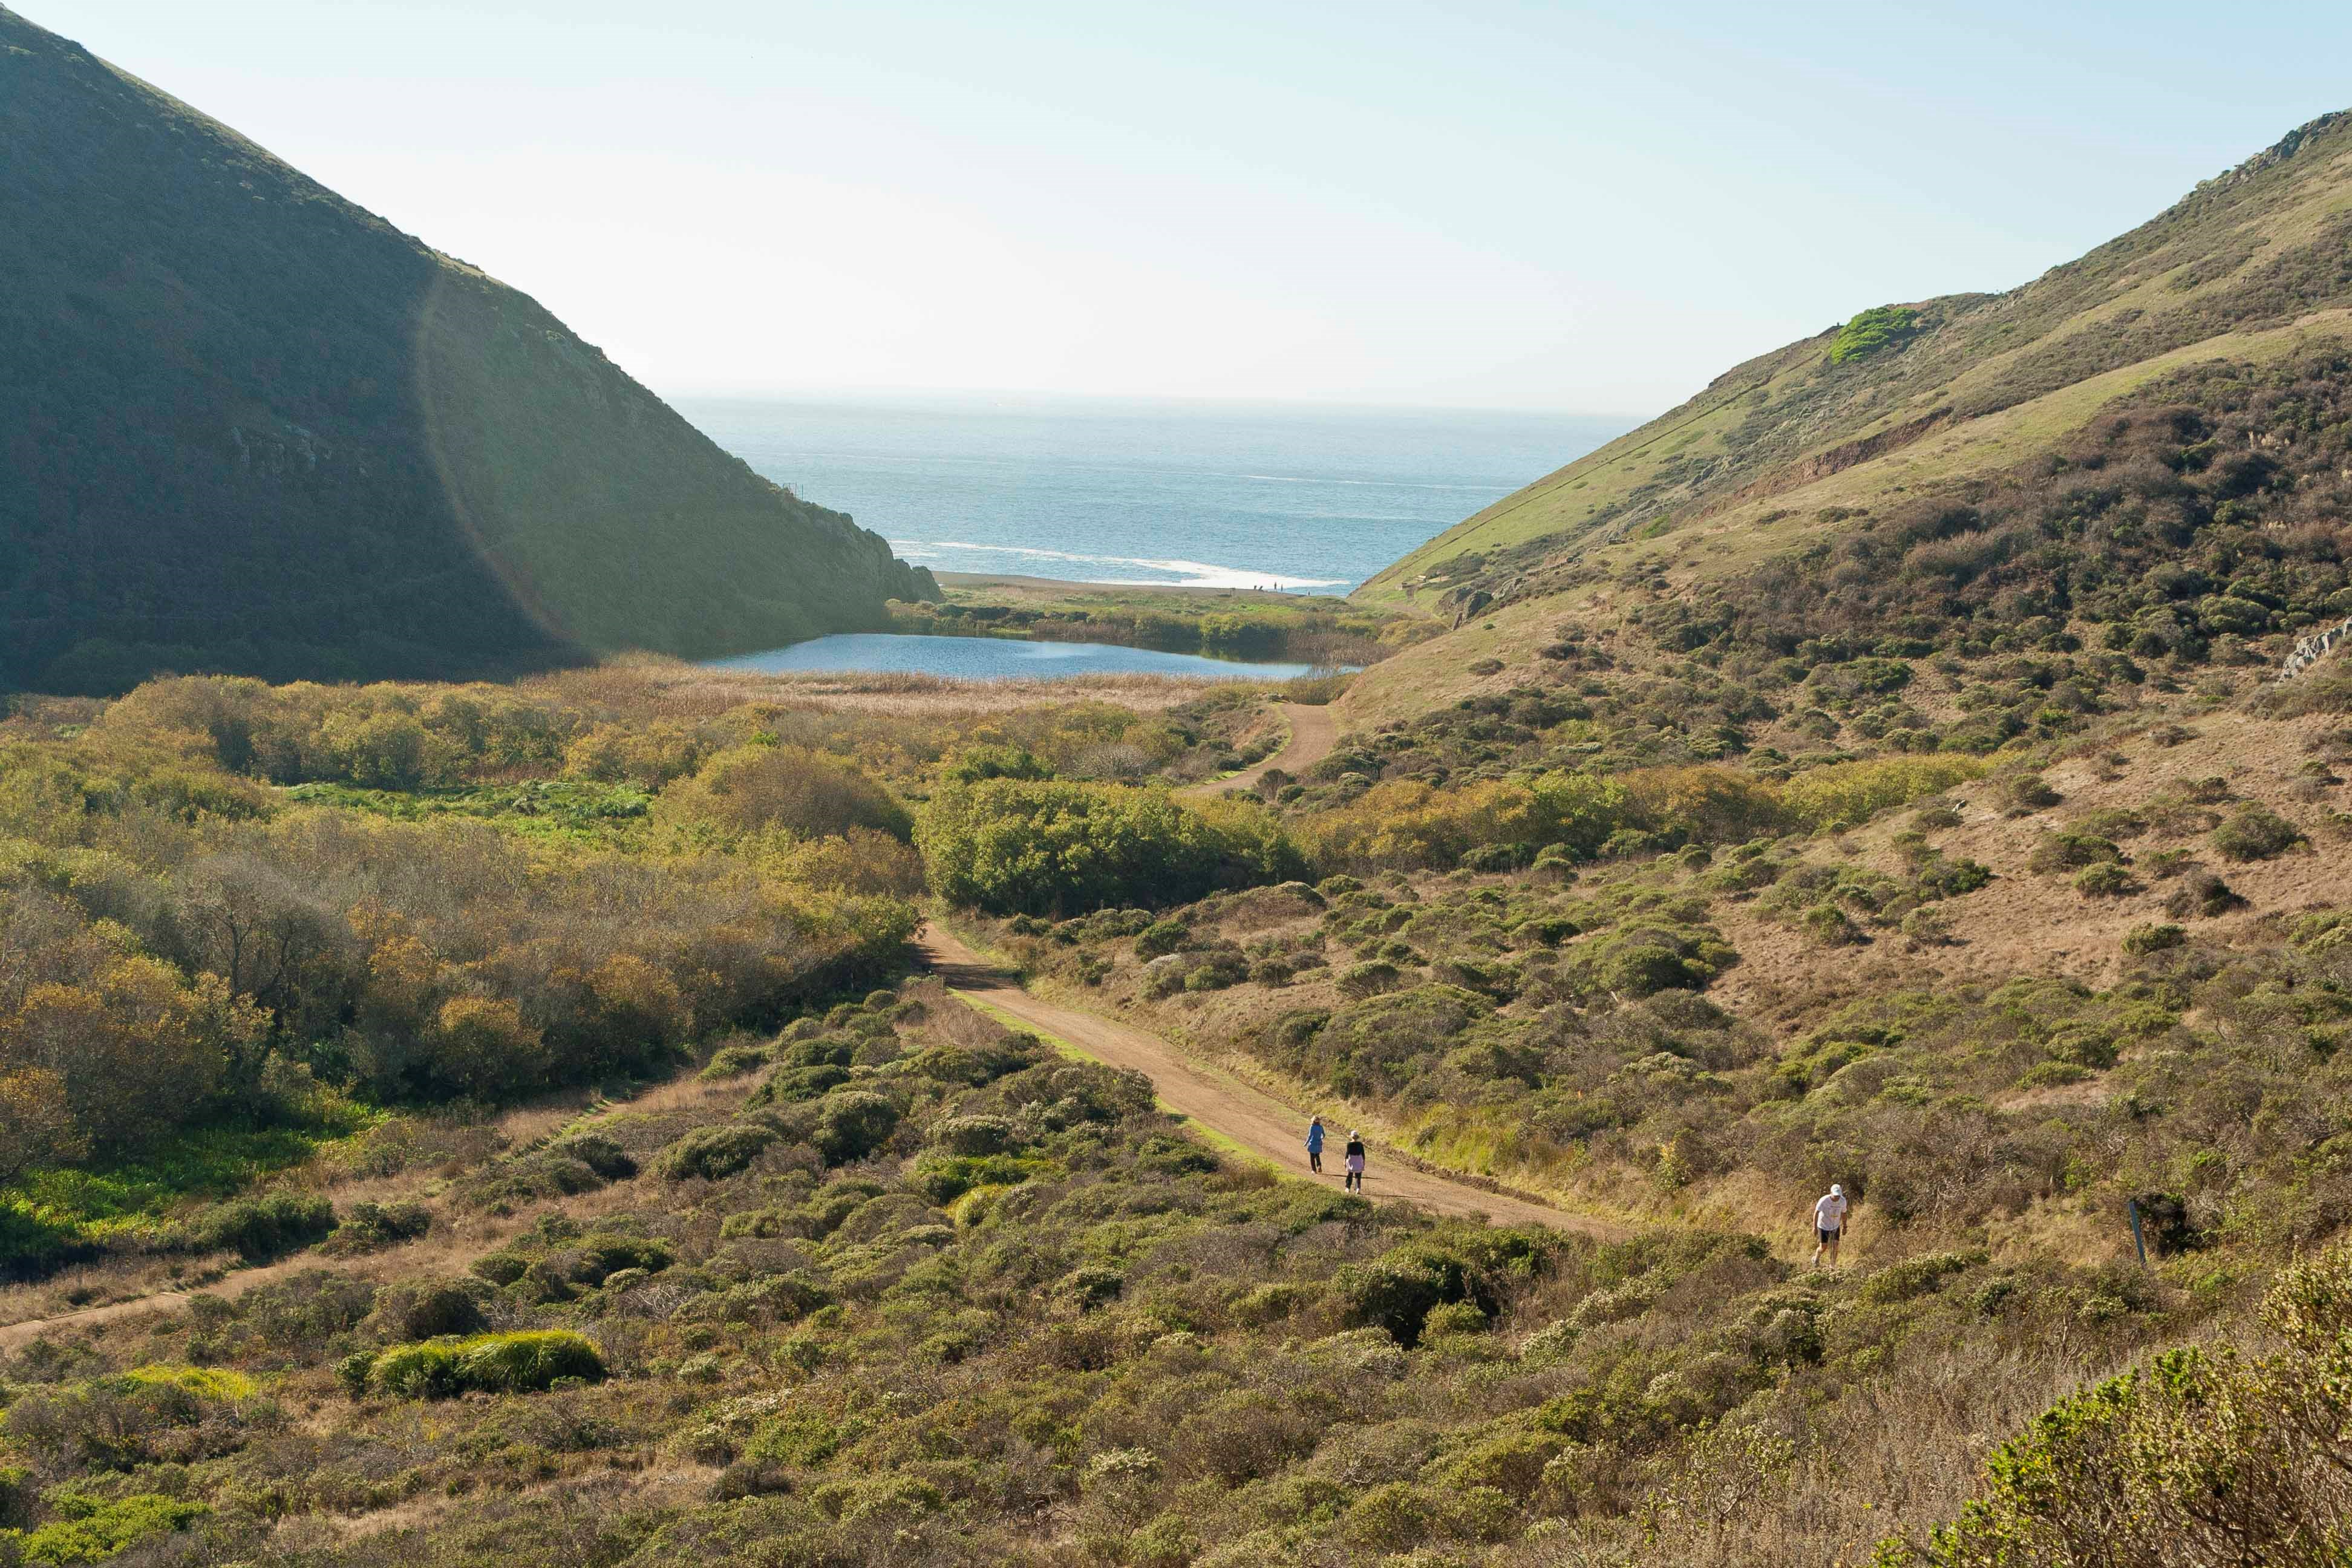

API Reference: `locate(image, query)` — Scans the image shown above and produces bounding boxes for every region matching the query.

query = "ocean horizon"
[676,394,1634,595]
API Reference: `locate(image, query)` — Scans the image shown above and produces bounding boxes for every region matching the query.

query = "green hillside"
[0,6,935,696]
[1361,109,2352,618]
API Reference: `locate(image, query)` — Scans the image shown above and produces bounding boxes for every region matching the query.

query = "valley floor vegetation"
[2,561,2351,1564]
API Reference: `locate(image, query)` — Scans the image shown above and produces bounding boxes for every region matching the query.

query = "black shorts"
[1818,1227,1841,1246]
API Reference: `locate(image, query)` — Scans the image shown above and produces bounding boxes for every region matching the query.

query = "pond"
[707,633,1328,682]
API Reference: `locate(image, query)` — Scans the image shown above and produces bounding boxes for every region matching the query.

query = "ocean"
[676,395,1630,595]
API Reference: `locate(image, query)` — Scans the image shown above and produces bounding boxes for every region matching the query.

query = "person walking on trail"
[1305,1116,1326,1174]
[1811,1183,1850,1269]
[1344,1130,1367,1194]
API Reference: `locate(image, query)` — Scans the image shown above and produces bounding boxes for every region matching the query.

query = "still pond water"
[708,633,1324,682]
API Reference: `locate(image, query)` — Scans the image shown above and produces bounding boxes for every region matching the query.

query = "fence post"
[2128,1197,2148,1267]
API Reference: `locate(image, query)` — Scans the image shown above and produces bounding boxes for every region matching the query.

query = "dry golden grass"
[526,655,1236,721]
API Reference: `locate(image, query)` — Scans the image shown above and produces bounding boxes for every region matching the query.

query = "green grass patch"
[281,779,652,843]
[0,1103,378,1261]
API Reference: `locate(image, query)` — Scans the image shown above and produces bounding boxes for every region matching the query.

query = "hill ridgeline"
[0,5,935,695]
[1363,108,2352,628]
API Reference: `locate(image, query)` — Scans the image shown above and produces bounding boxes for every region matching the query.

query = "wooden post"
[2128,1197,2148,1267]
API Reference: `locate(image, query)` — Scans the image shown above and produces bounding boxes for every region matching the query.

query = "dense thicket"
[1680,359,2352,679]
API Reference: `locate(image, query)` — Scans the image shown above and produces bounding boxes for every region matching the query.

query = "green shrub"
[748,1063,852,1106]
[2030,832,2123,874]
[2212,803,2304,861]
[814,1090,901,1165]
[364,1276,491,1342]
[12,1492,211,1566]
[1334,1243,1475,1347]
[920,779,1298,915]
[321,1199,430,1255]
[2073,861,2137,897]
[2122,921,2186,955]
[1924,1243,2352,1565]
[361,1330,604,1399]
[658,1123,777,1180]
[1828,304,1921,364]
[1860,1249,1988,1304]
[170,1192,336,1261]
[2164,871,2247,920]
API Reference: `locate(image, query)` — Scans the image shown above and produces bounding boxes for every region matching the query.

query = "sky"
[41,0,2352,415]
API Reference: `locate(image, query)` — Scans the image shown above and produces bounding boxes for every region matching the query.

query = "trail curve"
[915,924,1624,1238]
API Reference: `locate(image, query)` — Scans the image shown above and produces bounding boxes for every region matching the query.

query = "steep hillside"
[0,6,934,695]
[1359,109,2352,638]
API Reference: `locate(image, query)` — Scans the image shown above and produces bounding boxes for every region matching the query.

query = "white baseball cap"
[1830,1184,1843,1197]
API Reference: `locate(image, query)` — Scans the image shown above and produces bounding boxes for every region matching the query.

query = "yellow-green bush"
[350,1330,604,1400]
[1777,756,1982,831]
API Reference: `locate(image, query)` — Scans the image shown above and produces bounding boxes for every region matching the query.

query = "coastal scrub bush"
[1926,1241,2352,1566]
[8,1492,211,1565]
[354,1330,604,1399]
[662,746,912,842]
[1828,305,1921,364]
[658,1123,777,1181]
[920,780,1285,914]
[2212,803,2304,861]
[167,1192,336,1262]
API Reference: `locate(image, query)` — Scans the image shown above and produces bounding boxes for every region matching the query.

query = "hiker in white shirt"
[1811,1184,1850,1269]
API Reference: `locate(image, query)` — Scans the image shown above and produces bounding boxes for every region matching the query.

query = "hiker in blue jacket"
[1305,1116,1326,1174]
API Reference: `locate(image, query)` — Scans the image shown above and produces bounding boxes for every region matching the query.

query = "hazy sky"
[45,1,2352,414]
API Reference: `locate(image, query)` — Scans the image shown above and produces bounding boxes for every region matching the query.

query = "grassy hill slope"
[0,5,934,695]
[1359,109,2352,628]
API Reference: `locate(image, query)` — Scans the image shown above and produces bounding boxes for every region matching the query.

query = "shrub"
[364,1277,491,1342]
[2004,772,2062,812]
[1924,1243,2352,1566]
[2164,871,2247,920]
[1333,1241,1483,1347]
[1780,756,1981,831]
[1460,841,1532,873]
[361,1331,604,1399]
[658,1123,777,1180]
[814,1090,901,1165]
[1829,304,1920,364]
[1336,961,1405,999]
[2211,803,2304,861]
[2073,861,2137,897]
[1802,904,1863,947]
[1901,906,1955,946]
[547,1134,637,1181]
[667,745,912,841]
[920,779,1282,915]
[321,1200,431,1255]
[2030,832,2122,874]
[1134,918,1190,958]
[11,1492,211,1565]
[170,1192,336,1261]
[2123,923,2187,955]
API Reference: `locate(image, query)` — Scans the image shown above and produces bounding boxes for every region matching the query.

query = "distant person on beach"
[1812,1184,1849,1269]
[1344,1130,1367,1193]
[1305,1116,1325,1174]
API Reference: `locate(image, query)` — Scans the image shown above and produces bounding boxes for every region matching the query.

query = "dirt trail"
[916,924,1624,1238]
[1179,702,1338,799]
[0,1255,317,1352]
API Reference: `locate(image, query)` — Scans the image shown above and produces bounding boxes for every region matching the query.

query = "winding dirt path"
[0,1256,318,1352]
[1179,702,1338,798]
[916,924,1624,1238]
